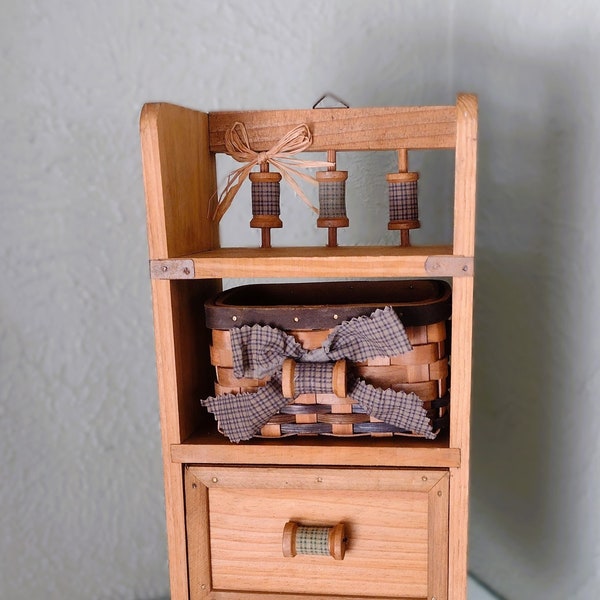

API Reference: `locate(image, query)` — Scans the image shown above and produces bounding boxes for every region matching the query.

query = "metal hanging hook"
[312,93,350,109]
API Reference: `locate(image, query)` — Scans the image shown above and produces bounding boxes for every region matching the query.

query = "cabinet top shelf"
[150,244,473,280]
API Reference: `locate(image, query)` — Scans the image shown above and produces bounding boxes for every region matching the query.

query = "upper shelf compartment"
[140,95,477,264]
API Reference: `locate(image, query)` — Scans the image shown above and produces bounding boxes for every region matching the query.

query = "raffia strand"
[212,122,333,222]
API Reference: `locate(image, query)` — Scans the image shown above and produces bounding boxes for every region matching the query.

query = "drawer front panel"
[185,467,448,599]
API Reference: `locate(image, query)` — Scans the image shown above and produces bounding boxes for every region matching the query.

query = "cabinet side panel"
[448,277,474,600]
[141,102,222,600]
[448,93,477,600]
[453,94,478,256]
[151,278,219,600]
[163,463,189,600]
[140,102,219,258]
[173,279,221,439]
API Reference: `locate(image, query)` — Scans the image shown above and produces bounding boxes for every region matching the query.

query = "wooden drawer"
[185,466,449,600]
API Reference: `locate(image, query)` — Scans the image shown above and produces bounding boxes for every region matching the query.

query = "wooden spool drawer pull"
[282,521,346,560]
[281,358,347,399]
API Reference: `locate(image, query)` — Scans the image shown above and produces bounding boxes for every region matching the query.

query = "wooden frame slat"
[209,105,457,152]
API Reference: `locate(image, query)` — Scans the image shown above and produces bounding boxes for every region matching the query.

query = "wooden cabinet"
[140,94,477,600]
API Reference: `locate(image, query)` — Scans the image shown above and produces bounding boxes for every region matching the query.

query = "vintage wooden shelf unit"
[140,93,477,600]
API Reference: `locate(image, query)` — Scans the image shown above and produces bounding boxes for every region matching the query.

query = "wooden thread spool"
[249,169,283,248]
[317,150,349,247]
[281,358,347,399]
[282,521,346,560]
[387,149,420,247]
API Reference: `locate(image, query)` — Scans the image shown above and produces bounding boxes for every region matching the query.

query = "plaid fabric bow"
[201,306,436,442]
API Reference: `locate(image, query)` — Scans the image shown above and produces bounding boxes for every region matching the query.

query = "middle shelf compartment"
[156,276,465,470]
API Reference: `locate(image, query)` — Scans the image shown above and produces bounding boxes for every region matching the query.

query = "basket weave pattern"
[209,321,449,438]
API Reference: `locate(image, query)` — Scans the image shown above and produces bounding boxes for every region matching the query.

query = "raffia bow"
[201,307,436,442]
[211,122,334,222]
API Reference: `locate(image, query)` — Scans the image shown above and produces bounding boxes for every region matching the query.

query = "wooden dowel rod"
[261,228,271,248]
[328,227,338,248]
[398,149,408,173]
[327,149,336,171]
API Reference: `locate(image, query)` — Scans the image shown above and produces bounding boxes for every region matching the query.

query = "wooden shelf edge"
[170,432,461,469]
[208,591,425,600]
[150,245,473,280]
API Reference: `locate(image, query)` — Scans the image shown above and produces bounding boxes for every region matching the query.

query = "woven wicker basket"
[204,280,451,438]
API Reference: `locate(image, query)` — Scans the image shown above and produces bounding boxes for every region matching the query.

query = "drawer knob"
[281,359,347,399]
[282,521,346,560]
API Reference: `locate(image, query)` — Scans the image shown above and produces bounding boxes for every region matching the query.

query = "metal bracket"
[150,259,195,279]
[425,256,474,276]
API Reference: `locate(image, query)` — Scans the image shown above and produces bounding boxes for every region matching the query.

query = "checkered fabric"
[320,306,412,362]
[319,181,347,218]
[251,181,280,216]
[349,377,435,439]
[231,324,304,379]
[389,180,418,221]
[231,306,410,378]
[295,526,330,556]
[294,362,336,394]
[201,380,287,443]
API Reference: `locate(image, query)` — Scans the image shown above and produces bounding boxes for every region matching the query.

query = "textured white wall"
[0,2,454,599]
[455,1,600,599]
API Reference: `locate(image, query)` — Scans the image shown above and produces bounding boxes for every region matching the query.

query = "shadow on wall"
[467,35,599,599]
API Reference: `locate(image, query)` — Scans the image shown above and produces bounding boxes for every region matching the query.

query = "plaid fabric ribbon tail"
[200,379,288,443]
[349,377,436,439]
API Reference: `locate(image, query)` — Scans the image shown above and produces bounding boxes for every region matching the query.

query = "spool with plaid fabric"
[249,171,283,248]
[282,521,346,560]
[387,171,420,236]
[281,358,347,399]
[316,169,349,247]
